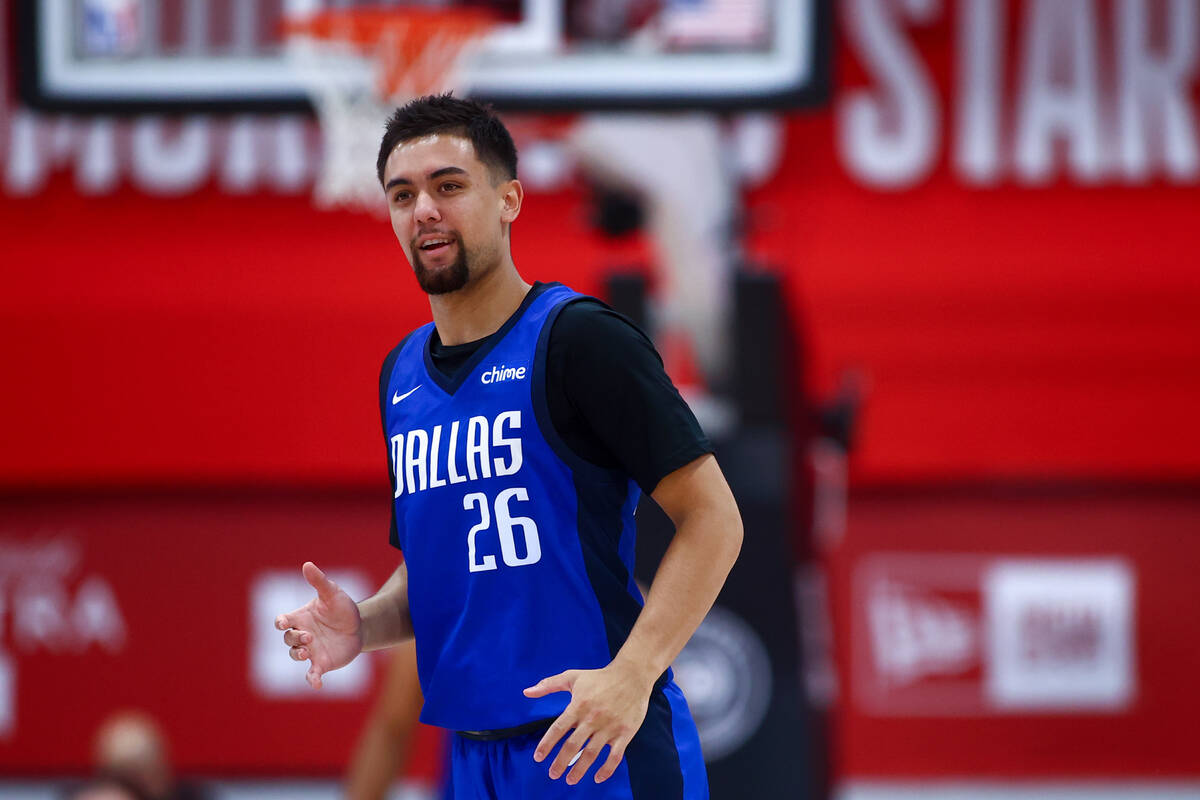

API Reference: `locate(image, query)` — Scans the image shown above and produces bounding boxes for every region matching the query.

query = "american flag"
[82,0,143,58]
[658,0,771,49]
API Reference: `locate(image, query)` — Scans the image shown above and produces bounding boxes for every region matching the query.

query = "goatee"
[413,246,469,295]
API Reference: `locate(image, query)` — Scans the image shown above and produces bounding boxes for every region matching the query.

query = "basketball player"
[275,95,742,798]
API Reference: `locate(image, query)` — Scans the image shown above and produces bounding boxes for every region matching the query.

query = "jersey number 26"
[463,488,541,572]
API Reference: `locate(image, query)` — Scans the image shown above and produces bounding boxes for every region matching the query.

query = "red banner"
[826,488,1200,778]
[0,493,432,774]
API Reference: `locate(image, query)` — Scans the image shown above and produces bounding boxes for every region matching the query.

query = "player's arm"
[523,301,742,784]
[614,452,741,683]
[275,561,413,689]
[357,561,414,651]
[525,455,741,783]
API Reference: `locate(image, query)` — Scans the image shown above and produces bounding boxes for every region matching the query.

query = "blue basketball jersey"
[382,283,652,731]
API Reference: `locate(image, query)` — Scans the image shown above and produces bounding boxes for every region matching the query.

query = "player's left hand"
[523,659,656,785]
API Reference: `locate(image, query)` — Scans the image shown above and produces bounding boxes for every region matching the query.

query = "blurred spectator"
[345,641,450,800]
[561,1,741,433]
[569,114,736,420]
[92,711,209,800]
[63,773,151,800]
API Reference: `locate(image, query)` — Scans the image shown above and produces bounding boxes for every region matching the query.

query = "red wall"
[5,130,1197,487]
[5,0,1200,487]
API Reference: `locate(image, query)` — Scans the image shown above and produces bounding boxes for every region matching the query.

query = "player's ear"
[499,178,523,225]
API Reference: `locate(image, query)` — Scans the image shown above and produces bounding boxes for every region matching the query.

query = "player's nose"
[413,190,440,223]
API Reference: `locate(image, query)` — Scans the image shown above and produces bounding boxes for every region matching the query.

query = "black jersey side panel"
[625,688,686,799]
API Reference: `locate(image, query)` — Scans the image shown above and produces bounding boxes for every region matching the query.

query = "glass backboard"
[16,0,830,112]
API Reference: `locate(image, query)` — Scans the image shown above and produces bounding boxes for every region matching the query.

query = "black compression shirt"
[425,282,712,494]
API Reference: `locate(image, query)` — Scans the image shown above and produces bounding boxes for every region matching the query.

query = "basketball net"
[283,7,496,213]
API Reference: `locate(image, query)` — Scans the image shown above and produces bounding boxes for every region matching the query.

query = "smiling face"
[382,133,522,296]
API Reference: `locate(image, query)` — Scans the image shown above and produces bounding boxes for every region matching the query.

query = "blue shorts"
[446,682,708,800]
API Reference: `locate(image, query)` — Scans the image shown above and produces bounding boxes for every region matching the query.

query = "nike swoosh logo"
[392,385,421,405]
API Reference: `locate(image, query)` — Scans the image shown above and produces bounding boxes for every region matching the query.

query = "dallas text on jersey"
[390,410,523,498]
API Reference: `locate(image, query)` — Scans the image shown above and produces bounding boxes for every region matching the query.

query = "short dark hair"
[376,93,518,187]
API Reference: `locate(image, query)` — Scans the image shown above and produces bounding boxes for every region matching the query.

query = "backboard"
[16,0,830,112]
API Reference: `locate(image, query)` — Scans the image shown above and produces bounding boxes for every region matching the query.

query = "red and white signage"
[854,554,1135,716]
[0,495,418,774]
[985,559,1134,710]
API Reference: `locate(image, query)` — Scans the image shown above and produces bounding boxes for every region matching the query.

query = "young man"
[275,95,742,798]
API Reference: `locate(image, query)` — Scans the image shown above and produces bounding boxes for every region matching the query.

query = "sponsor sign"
[854,554,1135,715]
[985,560,1134,710]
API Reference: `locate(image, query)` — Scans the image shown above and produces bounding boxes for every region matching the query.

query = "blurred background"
[2,1,1199,798]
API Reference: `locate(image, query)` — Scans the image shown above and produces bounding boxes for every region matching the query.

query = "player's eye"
[440,182,462,192]
[392,191,411,203]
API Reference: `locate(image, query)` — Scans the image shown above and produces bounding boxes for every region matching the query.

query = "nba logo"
[82,0,142,58]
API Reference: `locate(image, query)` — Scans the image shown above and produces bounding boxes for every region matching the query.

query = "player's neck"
[429,260,530,346]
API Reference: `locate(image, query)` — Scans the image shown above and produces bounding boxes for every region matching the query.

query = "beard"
[412,240,470,295]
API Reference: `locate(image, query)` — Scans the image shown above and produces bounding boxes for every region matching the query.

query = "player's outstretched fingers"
[533,710,576,764]
[523,669,578,699]
[282,629,309,648]
[549,727,591,780]
[274,614,292,632]
[565,738,607,785]
[593,740,628,784]
[306,664,324,690]
[290,646,309,661]
[302,561,338,600]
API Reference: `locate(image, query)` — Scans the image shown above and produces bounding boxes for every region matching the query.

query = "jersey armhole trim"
[379,330,418,419]
[381,329,420,552]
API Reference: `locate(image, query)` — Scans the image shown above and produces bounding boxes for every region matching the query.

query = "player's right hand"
[275,561,364,690]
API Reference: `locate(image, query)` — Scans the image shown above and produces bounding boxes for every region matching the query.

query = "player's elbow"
[692,492,742,571]
[672,494,741,570]
[716,498,743,567]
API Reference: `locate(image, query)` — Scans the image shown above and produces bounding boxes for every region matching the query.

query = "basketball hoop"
[283,7,497,213]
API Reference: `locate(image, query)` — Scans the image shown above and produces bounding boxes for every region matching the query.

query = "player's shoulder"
[377,324,431,407]
[380,324,432,372]
[550,295,653,353]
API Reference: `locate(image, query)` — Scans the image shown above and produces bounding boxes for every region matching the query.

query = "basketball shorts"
[446,681,708,800]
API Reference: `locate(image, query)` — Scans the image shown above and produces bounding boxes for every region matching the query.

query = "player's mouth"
[416,234,456,255]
